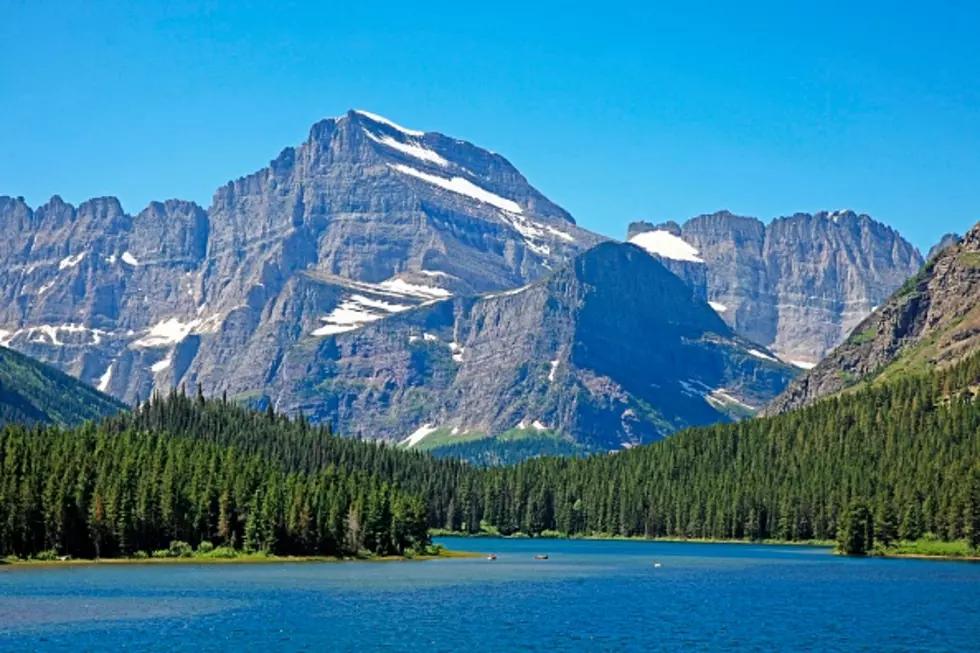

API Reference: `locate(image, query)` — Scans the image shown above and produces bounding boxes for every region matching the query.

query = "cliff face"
[627,210,924,367]
[10,109,930,449]
[765,221,980,415]
[264,242,797,450]
[0,110,602,409]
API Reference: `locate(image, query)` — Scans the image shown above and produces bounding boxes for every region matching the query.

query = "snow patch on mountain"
[791,360,817,370]
[19,324,105,347]
[354,110,425,137]
[132,318,200,348]
[121,252,139,266]
[97,363,113,392]
[151,356,172,373]
[708,301,727,313]
[629,230,704,263]
[58,252,86,270]
[388,163,523,214]
[747,348,779,363]
[312,294,412,337]
[402,423,438,447]
[378,278,452,299]
[363,129,448,167]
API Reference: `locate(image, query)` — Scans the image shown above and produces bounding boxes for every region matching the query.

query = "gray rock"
[927,232,961,261]
[627,209,924,367]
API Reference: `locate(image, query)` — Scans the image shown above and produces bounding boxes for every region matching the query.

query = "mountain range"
[627,211,923,367]
[0,109,926,450]
[766,220,980,415]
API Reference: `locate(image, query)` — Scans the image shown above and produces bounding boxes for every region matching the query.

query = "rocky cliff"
[2,109,920,449]
[627,210,923,367]
[263,242,797,449]
[0,110,601,408]
[765,221,980,415]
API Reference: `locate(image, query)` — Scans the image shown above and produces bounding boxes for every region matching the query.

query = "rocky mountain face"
[262,242,797,449]
[2,108,917,449]
[0,110,601,408]
[627,210,923,367]
[928,232,962,261]
[765,221,980,415]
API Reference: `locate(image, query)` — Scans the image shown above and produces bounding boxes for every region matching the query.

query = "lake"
[1,537,978,651]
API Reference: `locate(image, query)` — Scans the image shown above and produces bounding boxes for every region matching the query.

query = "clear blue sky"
[2,1,978,251]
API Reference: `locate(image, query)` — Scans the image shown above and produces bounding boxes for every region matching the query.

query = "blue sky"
[2,1,978,251]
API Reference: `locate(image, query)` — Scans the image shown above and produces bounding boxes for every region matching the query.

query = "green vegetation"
[959,251,980,269]
[5,348,980,562]
[0,346,125,427]
[851,327,878,345]
[895,258,935,298]
[880,537,976,559]
[430,351,980,550]
[408,427,489,451]
[0,392,431,560]
[429,432,588,466]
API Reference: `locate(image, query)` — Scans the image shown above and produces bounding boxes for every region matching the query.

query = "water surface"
[1,537,977,651]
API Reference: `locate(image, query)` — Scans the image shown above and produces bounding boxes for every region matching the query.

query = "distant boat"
[534,555,549,560]
[487,554,497,561]
[654,562,662,568]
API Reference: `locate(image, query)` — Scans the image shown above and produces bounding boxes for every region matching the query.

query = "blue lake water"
[1,537,978,651]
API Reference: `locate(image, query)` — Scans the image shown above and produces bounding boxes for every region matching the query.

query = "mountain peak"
[349,109,426,137]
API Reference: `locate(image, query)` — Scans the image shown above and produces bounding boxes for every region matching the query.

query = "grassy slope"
[0,346,126,426]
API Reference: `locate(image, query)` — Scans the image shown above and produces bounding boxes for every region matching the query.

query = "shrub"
[151,549,171,558]
[132,550,149,559]
[203,546,238,559]
[33,550,59,561]
[169,540,193,558]
[197,541,215,555]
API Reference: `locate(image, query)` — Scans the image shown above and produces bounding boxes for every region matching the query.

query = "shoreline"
[874,552,980,563]
[0,549,480,569]
[433,532,979,562]
[432,531,835,548]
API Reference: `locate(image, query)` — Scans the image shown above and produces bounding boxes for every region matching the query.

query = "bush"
[203,546,238,559]
[197,541,215,555]
[169,540,193,558]
[132,550,149,559]
[151,549,171,558]
[33,550,59,561]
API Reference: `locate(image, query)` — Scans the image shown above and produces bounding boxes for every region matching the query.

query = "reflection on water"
[1,538,978,652]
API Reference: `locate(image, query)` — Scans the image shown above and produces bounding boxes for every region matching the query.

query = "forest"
[0,405,429,559]
[2,351,980,559]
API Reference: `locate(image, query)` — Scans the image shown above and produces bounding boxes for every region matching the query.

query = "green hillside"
[0,346,125,427]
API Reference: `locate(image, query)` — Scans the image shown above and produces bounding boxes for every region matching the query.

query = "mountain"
[928,232,962,261]
[627,210,923,367]
[0,345,124,426]
[6,109,927,451]
[0,109,601,407]
[765,221,980,415]
[260,241,797,450]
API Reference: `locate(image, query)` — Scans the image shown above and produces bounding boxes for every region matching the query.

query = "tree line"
[0,420,429,559]
[3,350,980,559]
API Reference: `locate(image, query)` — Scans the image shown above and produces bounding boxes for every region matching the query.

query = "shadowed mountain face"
[627,210,923,368]
[765,220,980,415]
[261,242,797,450]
